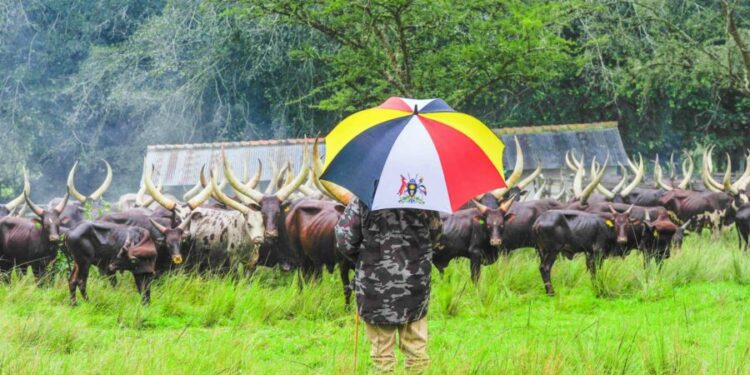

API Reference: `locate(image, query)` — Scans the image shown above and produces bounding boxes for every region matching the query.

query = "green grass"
[0,231,749,374]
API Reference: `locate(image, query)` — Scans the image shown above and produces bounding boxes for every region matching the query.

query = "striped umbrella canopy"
[321,97,507,213]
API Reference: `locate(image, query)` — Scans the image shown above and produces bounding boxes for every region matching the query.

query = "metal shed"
[144,121,626,189]
[495,121,628,176]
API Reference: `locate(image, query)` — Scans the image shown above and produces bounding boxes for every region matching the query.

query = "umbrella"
[321,97,507,213]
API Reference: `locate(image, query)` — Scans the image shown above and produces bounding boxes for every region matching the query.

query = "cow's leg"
[469,256,481,284]
[585,252,602,277]
[78,266,90,301]
[99,266,117,287]
[68,263,80,306]
[134,273,154,305]
[538,247,559,296]
[339,262,353,307]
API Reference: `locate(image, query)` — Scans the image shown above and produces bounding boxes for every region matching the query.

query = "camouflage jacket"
[336,197,442,325]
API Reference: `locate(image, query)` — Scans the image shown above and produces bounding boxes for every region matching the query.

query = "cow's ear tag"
[653,229,659,238]
[479,218,485,225]
[605,220,614,228]
[33,221,42,229]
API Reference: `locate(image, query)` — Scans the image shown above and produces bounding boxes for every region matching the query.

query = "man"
[336,196,442,372]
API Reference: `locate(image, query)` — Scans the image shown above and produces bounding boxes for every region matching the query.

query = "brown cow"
[0,193,69,278]
[285,198,355,304]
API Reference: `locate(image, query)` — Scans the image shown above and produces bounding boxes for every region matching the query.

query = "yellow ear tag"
[605,220,614,228]
[653,229,659,238]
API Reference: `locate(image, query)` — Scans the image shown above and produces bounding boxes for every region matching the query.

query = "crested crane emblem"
[398,174,427,204]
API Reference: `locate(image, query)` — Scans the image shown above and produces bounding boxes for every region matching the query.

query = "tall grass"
[0,230,748,373]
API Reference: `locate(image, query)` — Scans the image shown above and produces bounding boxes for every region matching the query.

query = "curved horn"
[619,154,644,197]
[611,164,629,195]
[141,174,162,208]
[135,168,149,207]
[608,204,617,214]
[145,162,177,210]
[723,154,739,195]
[177,213,192,232]
[518,160,543,190]
[311,139,336,200]
[731,151,750,191]
[570,151,584,171]
[472,200,490,215]
[211,169,249,215]
[499,194,517,213]
[703,146,724,190]
[491,137,524,199]
[627,153,642,174]
[54,192,69,214]
[88,159,112,201]
[283,161,294,187]
[565,151,578,172]
[199,165,208,188]
[653,156,673,191]
[678,152,694,190]
[580,156,608,204]
[553,168,567,201]
[506,136,524,187]
[186,177,214,210]
[5,169,30,210]
[182,182,202,202]
[321,180,352,205]
[67,161,87,203]
[668,152,676,181]
[312,137,352,204]
[593,161,615,200]
[625,204,634,215]
[572,159,584,198]
[264,163,281,195]
[149,218,168,234]
[276,142,310,201]
[223,148,265,203]
[24,191,44,217]
[245,159,262,189]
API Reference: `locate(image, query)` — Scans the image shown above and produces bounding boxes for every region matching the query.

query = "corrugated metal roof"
[145,122,626,186]
[496,123,628,172]
[144,138,323,187]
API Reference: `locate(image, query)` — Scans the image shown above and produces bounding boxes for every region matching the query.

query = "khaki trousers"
[364,317,429,372]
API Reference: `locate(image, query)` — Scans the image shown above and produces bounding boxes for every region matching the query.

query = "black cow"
[737,203,750,252]
[67,220,183,305]
[658,189,734,236]
[533,209,632,296]
[435,198,516,283]
[582,203,679,263]
[0,193,69,279]
[97,208,189,275]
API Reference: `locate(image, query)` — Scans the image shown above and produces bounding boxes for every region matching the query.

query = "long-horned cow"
[0,192,69,278]
[223,141,310,271]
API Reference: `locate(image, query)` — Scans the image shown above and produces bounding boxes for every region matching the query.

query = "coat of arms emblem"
[398,174,427,204]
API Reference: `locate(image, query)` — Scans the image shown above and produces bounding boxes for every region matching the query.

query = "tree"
[234,0,581,123]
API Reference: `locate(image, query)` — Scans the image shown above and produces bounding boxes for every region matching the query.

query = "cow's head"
[473,197,516,248]
[109,234,157,274]
[209,171,266,247]
[221,145,309,243]
[149,217,191,265]
[25,192,69,242]
[606,205,633,246]
[671,219,691,252]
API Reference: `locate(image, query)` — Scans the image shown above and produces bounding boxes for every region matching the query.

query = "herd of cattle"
[0,139,748,304]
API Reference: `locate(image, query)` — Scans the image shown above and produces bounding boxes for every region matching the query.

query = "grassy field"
[0,231,749,374]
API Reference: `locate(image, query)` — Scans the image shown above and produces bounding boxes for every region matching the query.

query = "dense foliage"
[1,0,748,199]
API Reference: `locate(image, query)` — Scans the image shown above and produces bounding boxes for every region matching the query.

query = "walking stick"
[353,312,360,371]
